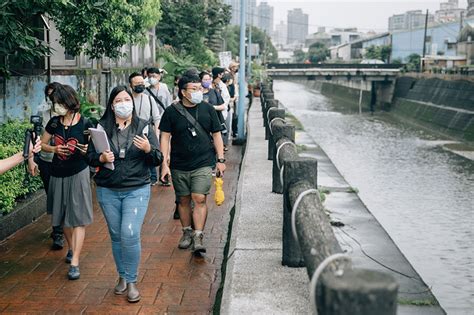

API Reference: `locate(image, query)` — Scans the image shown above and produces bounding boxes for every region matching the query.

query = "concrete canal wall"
[298,76,474,143]
[391,77,474,143]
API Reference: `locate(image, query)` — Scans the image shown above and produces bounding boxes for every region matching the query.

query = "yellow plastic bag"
[214,177,225,206]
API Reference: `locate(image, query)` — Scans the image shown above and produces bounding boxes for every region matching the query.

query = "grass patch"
[347,186,359,193]
[398,299,437,306]
[285,112,304,131]
[296,144,308,153]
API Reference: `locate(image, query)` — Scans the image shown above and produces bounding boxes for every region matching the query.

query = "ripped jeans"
[96,185,150,283]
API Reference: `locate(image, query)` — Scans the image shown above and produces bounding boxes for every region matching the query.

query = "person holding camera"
[40,84,93,280]
[87,86,162,303]
[159,72,225,256]
[37,82,66,250]
[0,138,41,175]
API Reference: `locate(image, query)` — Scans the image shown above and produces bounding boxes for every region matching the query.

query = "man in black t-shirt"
[159,73,226,255]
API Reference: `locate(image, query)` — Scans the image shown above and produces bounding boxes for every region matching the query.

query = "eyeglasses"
[185,87,204,92]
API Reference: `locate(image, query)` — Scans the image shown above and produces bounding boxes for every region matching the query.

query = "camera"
[23,115,43,159]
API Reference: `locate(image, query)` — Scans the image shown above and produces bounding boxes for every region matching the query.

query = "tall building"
[224,0,257,26]
[388,10,434,31]
[435,0,466,23]
[273,21,288,47]
[468,0,474,17]
[257,1,274,35]
[287,8,309,45]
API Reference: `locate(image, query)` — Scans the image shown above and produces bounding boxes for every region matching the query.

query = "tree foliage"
[308,42,329,63]
[364,45,391,63]
[221,25,278,63]
[0,0,162,77]
[406,53,421,72]
[51,0,162,60]
[156,0,230,67]
[0,0,64,76]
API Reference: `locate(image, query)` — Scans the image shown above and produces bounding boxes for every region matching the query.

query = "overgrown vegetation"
[364,45,392,63]
[1,0,162,77]
[0,121,43,214]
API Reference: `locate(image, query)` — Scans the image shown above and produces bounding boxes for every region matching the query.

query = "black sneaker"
[50,233,64,250]
[65,249,73,264]
[68,265,80,280]
[150,180,158,186]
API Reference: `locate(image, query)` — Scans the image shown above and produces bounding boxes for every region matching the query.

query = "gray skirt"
[47,167,93,228]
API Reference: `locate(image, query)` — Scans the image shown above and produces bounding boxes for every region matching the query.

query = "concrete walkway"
[0,145,242,314]
[221,99,310,314]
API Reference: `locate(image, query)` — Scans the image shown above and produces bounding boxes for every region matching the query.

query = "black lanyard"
[115,124,131,152]
[138,94,143,117]
[62,112,77,140]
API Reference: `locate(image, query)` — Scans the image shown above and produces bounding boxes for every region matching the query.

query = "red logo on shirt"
[54,134,78,160]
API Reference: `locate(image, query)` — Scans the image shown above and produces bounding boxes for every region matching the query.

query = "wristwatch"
[217,158,226,163]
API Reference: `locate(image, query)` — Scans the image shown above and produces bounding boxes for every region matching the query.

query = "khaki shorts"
[171,166,213,197]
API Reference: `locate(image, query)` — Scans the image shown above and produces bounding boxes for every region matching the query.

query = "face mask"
[149,77,159,85]
[190,91,203,104]
[133,85,145,94]
[114,101,133,119]
[54,103,69,116]
[202,81,212,89]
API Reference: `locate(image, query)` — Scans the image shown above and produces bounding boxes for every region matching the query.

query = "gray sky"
[258,0,468,33]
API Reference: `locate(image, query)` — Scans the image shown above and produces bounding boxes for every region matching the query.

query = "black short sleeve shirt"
[159,101,222,171]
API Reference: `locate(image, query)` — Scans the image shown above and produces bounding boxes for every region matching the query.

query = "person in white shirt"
[145,67,172,116]
[129,72,161,185]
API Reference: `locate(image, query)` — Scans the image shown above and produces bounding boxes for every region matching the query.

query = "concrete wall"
[320,81,373,111]
[0,69,137,122]
[391,76,474,142]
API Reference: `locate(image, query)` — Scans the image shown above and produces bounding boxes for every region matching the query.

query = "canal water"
[273,80,474,314]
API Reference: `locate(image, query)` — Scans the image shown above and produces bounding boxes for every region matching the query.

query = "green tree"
[308,42,329,63]
[0,0,65,77]
[406,53,421,72]
[51,0,161,60]
[363,45,391,63]
[220,25,278,63]
[0,0,162,77]
[293,49,307,63]
[156,0,230,68]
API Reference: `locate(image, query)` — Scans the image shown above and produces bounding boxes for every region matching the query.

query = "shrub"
[0,120,43,214]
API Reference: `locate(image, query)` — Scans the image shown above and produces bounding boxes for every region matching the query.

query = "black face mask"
[133,85,145,94]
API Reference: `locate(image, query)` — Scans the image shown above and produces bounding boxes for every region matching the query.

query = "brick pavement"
[0,145,242,314]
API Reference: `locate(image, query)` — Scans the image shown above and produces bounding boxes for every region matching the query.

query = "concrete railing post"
[267,108,285,160]
[272,130,296,194]
[282,157,317,267]
[264,100,279,134]
[289,180,399,315]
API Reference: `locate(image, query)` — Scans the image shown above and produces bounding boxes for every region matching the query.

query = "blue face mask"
[190,91,203,104]
[202,81,212,89]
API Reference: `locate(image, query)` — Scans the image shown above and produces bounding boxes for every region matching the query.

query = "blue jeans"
[96,185,150,283]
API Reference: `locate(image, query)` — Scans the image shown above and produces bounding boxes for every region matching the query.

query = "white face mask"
[54,103,69,116]
[149,77,159,86]
[190,91,203,104]
[114,101,133,119]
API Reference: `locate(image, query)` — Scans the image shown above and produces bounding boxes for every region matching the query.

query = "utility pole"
[421,9,429,73]
[237,0,247,142]
[248,23,252,79]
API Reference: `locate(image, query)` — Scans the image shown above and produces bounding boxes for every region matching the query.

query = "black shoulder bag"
[146,87,166,111]
[171,102,214,150]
